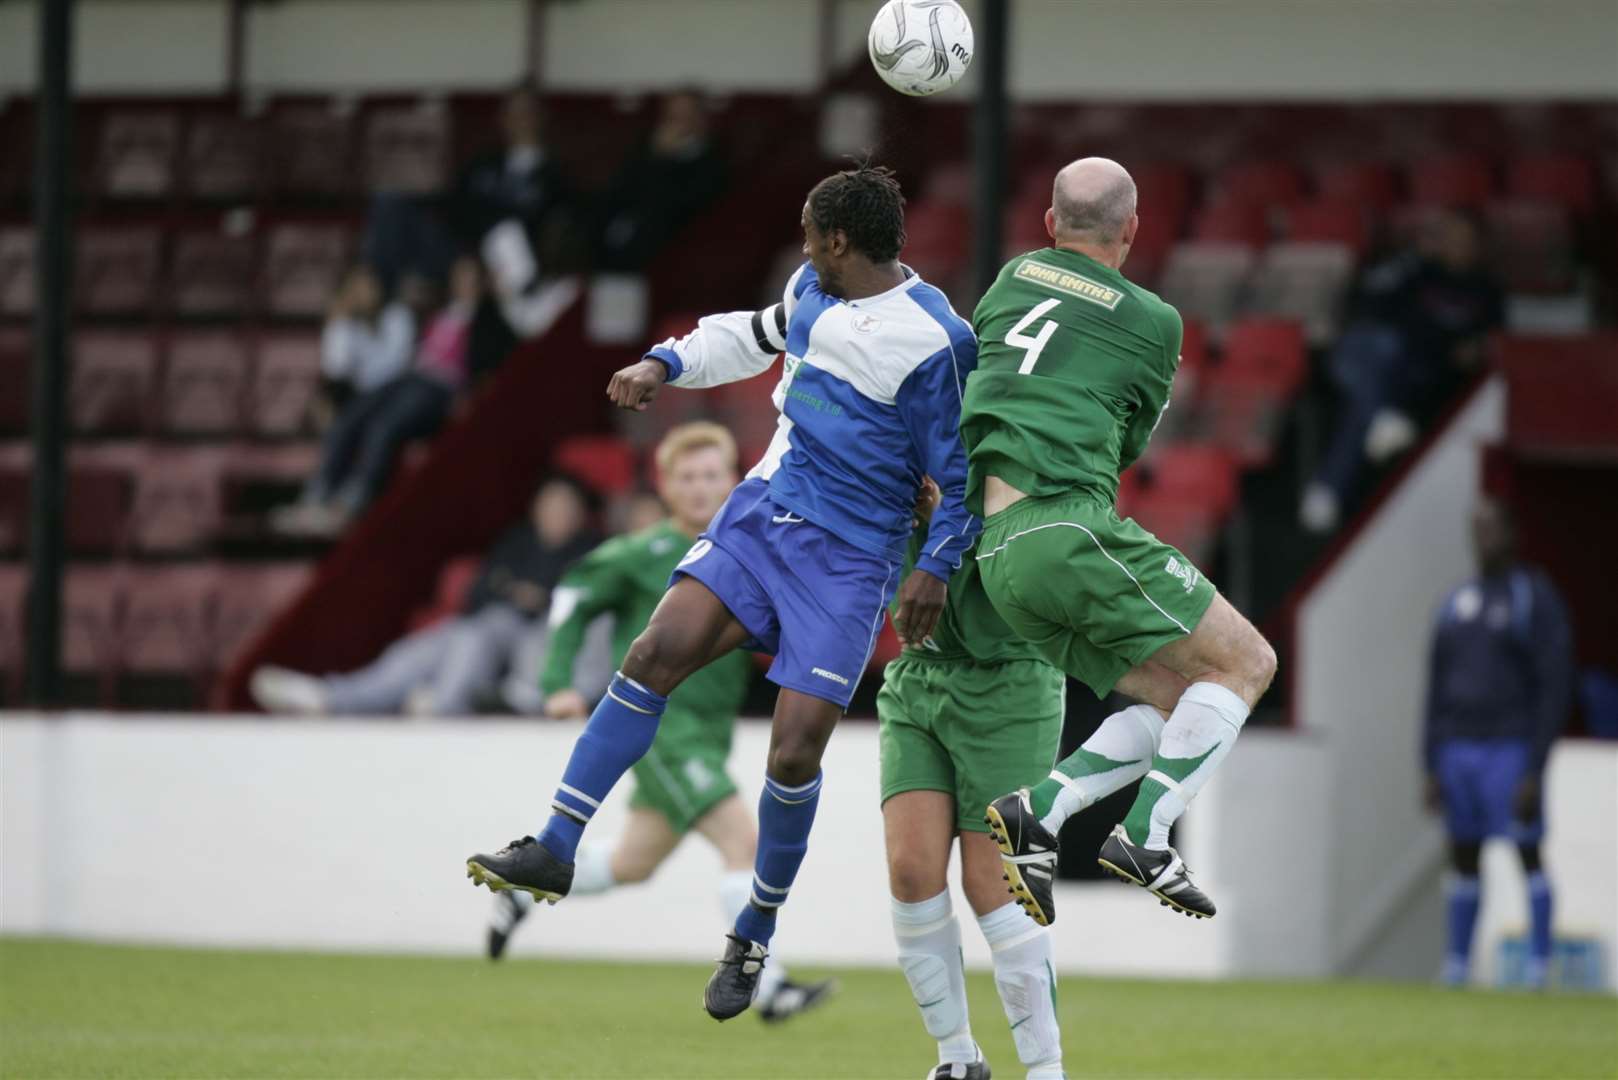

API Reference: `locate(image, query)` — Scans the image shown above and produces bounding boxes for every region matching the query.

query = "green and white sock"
[893,891,976,1066]
[1122,682,1249,849]
[1029,704,1165,835]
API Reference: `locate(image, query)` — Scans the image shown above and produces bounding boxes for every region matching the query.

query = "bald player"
[965,158,1278,924]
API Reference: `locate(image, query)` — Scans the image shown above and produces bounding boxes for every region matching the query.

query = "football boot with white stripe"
[985,788,1060,926]
[757,976,838,1023]
[1096,824,1216,918]
[704,933,768,1021]
[466,836,573,904]
[927,1046,991,1079]
[486,890,529,960]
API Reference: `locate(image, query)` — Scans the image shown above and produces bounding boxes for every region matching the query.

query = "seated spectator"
[250,473,602,717]
[1301,211,1503,532]
[596,89,727,271]
[319,264,415,416]
[275,257,485,534]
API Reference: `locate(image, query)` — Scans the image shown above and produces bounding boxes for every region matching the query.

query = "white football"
[867,0,974,98]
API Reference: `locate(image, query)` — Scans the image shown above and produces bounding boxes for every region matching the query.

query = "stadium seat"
[1507,153,1596,213]
[76,227,162,316]
[1408,154,1495,208]
[94,111,179,199]
[1247,242,1356,346]
[1213,160,1305,209]
[161,333,250,435]
[1286,199,1371,254]
[1486,200,1577,295]
[709,366,782,452]
[128,448,227,553]
[1134,443,1240,519]
[122,564,221,675]
[184,112,262,201]
[1190,198,1268,248]
[901,201,971,284]
[1156,319,1209,441]
[70,331,157,435]
[270,106,355,198]
[250,334,323,437]
[0,228,35,317]
[1497,332,1618,455]
[214,563,312,672]
[1002,195,1052,260]
[66,464,136,556]
[553,435,640,496]
[62,566,128,682]
[1315,161,1398,210]
[171,230,256,317]
[1157,243,1257,332]
[262,223,350,318]
[364,106,450,194]
[1132,163,1194,235]
[1190,318,1307,467]
[0,562,24,696]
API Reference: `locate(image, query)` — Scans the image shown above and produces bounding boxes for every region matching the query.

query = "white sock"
[1039,704,1165,834]
[977,901,1062,1075]
[1143,682,1248,849]
[721,869,786,1003]
[893,891,975,1065]
[569,846,618,895]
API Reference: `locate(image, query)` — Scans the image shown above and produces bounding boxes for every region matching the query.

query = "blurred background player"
[968,158,1277,921]
[488,422,834,1022]
[250,473,598,716]
[467,163,979,1021]
[879,478,1065,1080]
[1425,497,1572,988]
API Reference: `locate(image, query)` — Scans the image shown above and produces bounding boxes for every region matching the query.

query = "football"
[867,0,974,97]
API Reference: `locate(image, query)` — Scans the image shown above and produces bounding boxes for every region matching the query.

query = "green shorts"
[628,706,738,834]
[975,491,1217,698]
[877,655,1065,833]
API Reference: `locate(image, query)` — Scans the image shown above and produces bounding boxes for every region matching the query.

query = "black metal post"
[972,0,1009,298]
[26,0,74,707]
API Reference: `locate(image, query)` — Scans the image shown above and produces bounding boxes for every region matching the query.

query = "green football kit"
[542,521,753,833]
[961,247,1216,697]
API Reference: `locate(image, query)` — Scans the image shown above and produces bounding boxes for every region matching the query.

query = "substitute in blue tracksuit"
[1424,497,1573,987]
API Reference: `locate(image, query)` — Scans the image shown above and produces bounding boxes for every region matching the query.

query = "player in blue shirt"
[1425,497,1572,987]
[467,164,980,1020]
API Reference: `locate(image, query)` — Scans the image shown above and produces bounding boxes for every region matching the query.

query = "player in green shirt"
[489,422,833,1022]
[963,159,1278,925]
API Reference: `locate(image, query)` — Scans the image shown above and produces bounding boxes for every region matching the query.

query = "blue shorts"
[671,478,899,710]
[1436,738,1545,844]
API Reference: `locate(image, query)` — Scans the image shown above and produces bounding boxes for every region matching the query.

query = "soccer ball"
[867,0,974,98]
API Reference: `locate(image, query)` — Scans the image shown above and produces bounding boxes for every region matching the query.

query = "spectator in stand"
[1424,497,1572,988]
[1301,211,1504,532]
[318,265,415,416]
[251,473,602,717]
[275,257,485,535]
[596,89,728,271]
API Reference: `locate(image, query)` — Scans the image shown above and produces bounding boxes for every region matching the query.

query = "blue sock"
[535,672,666,862]
[734,771,823,946]
[1445,875,1481,980]
[1527,871,1554,967]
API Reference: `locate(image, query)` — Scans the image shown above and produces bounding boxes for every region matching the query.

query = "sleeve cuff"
[646,346,683,382]
[915,554,956,581]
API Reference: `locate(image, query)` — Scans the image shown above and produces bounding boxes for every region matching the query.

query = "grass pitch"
[2,939,1613,1079]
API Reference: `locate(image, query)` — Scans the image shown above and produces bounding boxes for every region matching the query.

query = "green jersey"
[890,529,1043,667]
[541,521,751,720]
[960,247,1183,515]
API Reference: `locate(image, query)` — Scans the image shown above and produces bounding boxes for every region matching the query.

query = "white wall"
[3,0,1613,98]
[1298,378,1505,973]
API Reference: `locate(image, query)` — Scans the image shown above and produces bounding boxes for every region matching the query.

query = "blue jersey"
[1424,565,1573,774]
[647,263,979,579]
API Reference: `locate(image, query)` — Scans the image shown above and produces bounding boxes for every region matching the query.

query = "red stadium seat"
[1190,319,1307,467]
[1507,154,1596,214]
[553,435,641,496]
[184,112,262,201]
[128,447,227,553]
[123,565,221,675]
[1134,443,1240,519]
[0,562,24,695]
[65,464,136,556]
[1190,199,1268,248]
[70,331,157,435]
[171,229,256,317]
[1247,242,1356,346]
[1286,199,1370,254]
[1157,243,1257,332]
[1002,195,1052,260]
[250,334,323,437]
[262,223,350,318]
[1132,163,1194,236]
[76,227,162,316]
[0,228,35,317]
[364,106,450,194]
[1409,155,1495,208]
[214,563,312,672]
[1486,200,1577,295]
[270,106,355,198]
[62,566,128,681]
[161,333,250,435]
[1219,318,1308,390]
[1315,161,1398,211]
[94,111,179,199]
[1214,160,1305,209]
[901,201,971,283]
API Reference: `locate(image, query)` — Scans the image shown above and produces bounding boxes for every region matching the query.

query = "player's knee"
[887,849,947,904]
[620,627,694,694]
[767,737,823,787]
[1237,632,1278,701]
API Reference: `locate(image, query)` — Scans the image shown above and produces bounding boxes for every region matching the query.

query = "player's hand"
[607,359,668,411]
[912,476,942,527]
[893,568,947,647]
[545,689,590,719]
[1512,774,1542,823]
[1422,774,1442,814]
